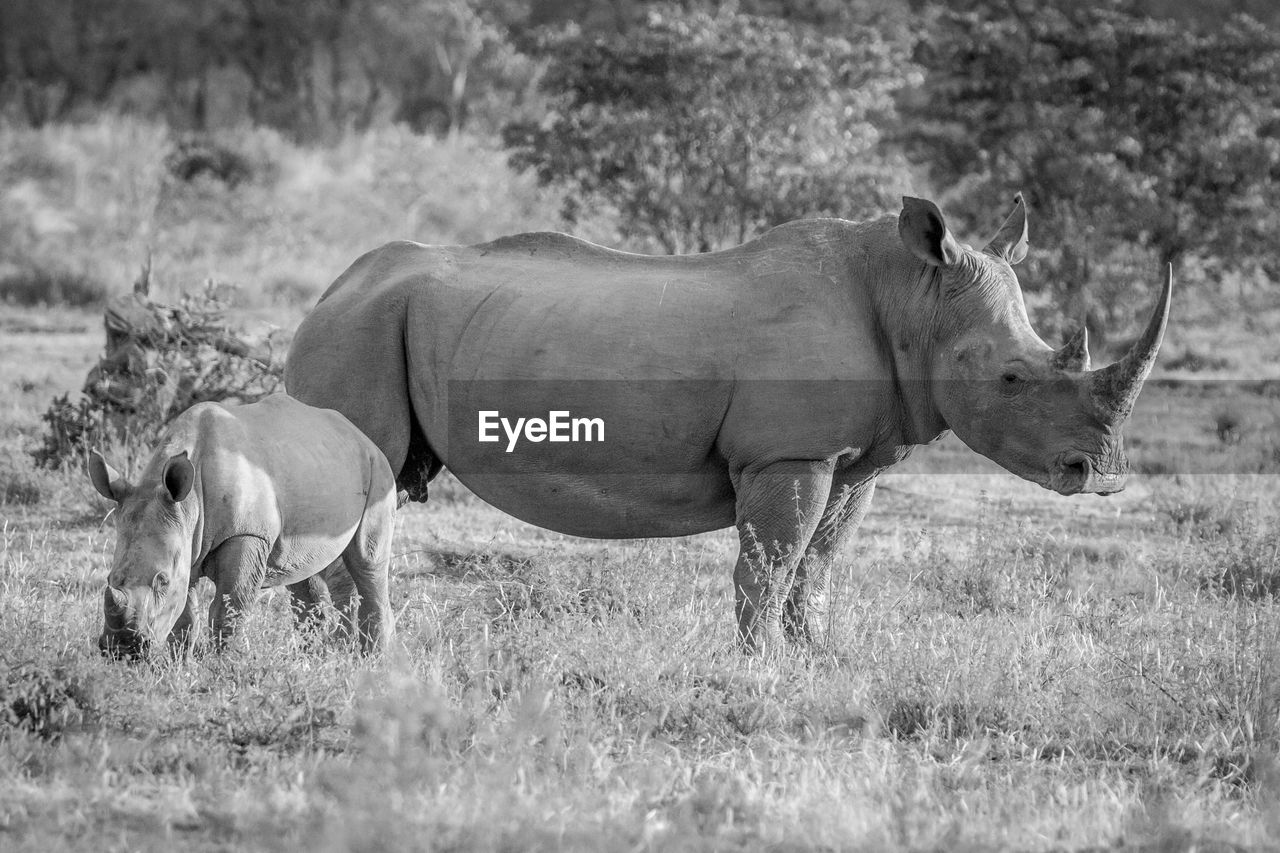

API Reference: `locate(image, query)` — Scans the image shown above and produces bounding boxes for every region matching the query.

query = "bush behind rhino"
[31,272,282,472]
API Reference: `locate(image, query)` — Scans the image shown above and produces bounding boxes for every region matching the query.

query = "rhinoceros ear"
[88,451,129,502]
[899,197,962,268]
[162,452,195,503]
[983,193,1029,265]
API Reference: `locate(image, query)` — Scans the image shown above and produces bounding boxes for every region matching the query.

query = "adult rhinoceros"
[285,196,1171,650]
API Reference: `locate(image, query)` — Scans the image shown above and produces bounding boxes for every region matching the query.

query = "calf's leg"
[287,567,336,633]
[340,488,396,653]
[168,585,201,654]
[314,559,359,642]
[205,535,270,650]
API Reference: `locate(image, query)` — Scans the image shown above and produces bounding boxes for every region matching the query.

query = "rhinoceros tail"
[398,404,441,503]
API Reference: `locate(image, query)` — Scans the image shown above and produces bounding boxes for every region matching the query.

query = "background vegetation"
[2,0,1279,347]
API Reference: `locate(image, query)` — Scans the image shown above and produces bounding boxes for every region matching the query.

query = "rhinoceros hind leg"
[732,460,834,654]
[783,478,876,647]
[206,535,270,650]
[319,559,358,641]
[287,570,335,636]
[341,495,396,654]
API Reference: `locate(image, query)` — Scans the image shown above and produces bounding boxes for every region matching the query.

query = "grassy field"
[2,113,1280,853]
[2,302,1279,852]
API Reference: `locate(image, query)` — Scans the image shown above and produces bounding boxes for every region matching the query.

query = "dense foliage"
[0,0,533,137]
[504,7,915,252]
[903,1,1280,336]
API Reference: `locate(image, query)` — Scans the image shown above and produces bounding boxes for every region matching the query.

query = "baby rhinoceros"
[89,394,397,657]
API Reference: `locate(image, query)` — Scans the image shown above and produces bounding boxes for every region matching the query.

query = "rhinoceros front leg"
[206,535,269,650]
[733,459,834,653]
[783,477,876,647]
[168,584,201,654]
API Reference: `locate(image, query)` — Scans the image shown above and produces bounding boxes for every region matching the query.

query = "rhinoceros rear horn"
[1090,264,1173,420]
[1051,326,1090,372]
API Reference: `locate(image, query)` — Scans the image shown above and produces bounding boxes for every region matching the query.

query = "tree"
[367,0,534,135]
[0,0,533,139]
[504,5,917,253]
[902,1,1280,338]
[0,0,148,125]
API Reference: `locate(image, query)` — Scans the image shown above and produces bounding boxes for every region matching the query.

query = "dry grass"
[3,115,1279,851]
[2,305,1279,851]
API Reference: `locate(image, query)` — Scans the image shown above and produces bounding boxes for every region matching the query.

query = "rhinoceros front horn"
[1090,264,1173,420]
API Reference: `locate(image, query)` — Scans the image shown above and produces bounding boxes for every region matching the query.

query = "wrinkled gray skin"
[285,196,1171,652]
[90,394,396,657]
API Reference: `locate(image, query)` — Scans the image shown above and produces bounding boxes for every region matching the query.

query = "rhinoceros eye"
[1001,372,1024,391]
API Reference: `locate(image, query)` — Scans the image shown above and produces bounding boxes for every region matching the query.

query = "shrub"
[1156,484,1242,540]
[31,273,283,470]
[908,523,1065,617]
[883,698,1017,741]
[164,135,255,187]
[477,554,645,628]
[1198,512,1280,601]
[0,455,44,506]
[1214,406,1246,445]
[1165,347,1234,374]
[0,268,108,308]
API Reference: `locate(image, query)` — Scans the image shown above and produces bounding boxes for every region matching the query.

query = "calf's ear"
[89,451,129,502]
[899,197,962,268]
[162,452,195,502]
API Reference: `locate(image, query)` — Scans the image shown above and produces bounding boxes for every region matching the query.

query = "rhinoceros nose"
[1056,451,1128,496]
[1061,455,1089,489]
[1054,452,1091,495]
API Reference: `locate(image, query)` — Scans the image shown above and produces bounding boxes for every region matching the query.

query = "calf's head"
[899,195,1171,496]
[89,450,196,657]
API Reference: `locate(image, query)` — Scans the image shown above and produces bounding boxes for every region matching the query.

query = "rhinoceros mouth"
[98,629,151,660]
